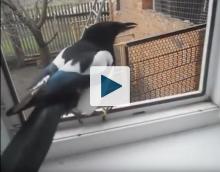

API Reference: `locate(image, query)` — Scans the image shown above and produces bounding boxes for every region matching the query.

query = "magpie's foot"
[77,117,83,124]
[72,110,83,124]
[101,106,113,121]
[101,108,107,121]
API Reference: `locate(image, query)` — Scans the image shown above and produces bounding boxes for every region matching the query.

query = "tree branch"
[37,0,48,28]
[34,0,40,22]
[45,32,58,45]
[16,0,31,20]
[1,0,37,32]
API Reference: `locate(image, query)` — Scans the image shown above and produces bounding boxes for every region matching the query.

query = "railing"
[154,0,209,24]
[1,1,110,63]
[125,24,206,102]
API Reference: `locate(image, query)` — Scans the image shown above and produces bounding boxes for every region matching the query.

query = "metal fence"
[155,0,209,24]
[1,1,110,62]
[125,24,206,102]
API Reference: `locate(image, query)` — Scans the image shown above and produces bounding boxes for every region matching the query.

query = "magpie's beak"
[122,22,137,31]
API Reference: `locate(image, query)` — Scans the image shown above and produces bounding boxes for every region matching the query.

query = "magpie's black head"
[82,22,137,46]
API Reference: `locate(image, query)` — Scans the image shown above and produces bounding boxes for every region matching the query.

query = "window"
[1,0,220,158]
[105,0,216,113]
[0,0,218,126]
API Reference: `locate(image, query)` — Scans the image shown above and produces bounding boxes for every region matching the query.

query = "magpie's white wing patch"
[59,60,81,73]
[31,48,68,90]
[52,48,67,69]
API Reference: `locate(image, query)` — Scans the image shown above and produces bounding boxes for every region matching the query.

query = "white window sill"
[45,101,220,160]
[41,124,220,172]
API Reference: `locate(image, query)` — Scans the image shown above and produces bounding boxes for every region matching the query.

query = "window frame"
[1,51,26,135]
[49,0,220,158]
[1,0,219,159]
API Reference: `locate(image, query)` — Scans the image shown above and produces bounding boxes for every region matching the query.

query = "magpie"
[3,21,137,172]
[7,21,137,119]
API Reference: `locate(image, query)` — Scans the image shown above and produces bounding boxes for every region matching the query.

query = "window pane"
[113,0,211,104]
[1,0,214,120]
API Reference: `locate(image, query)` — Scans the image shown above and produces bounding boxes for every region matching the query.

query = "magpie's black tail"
[2,104,67,172]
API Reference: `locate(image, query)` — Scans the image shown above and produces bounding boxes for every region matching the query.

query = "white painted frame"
[1,0,219,160]
[44,0,220,160]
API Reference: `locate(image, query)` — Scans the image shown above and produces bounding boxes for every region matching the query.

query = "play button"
[90,66,130,106]
[101,75,122,97]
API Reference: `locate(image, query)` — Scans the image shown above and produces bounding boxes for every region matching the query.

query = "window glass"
[1,0,213,119]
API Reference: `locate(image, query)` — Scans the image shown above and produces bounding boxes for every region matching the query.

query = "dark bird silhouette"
[2,21,137,172]
[7,22,137,118]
